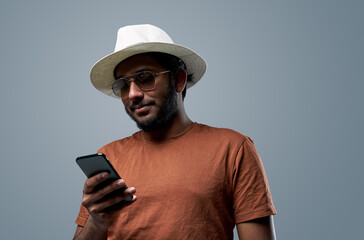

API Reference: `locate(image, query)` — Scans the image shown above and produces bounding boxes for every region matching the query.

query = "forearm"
[73,217,109,240]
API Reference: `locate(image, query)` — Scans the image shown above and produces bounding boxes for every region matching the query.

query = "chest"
[110,143,233,204]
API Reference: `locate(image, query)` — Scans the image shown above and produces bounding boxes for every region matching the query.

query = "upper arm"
[236,215,276,240]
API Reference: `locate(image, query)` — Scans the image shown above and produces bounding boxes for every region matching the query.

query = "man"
[74,24,277,240]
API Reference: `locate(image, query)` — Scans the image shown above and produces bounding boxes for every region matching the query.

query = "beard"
[125,81,178,132]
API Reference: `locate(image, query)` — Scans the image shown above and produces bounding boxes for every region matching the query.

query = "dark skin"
[73,173,136,240]
[117,54,192,140]
[74,54,276,240]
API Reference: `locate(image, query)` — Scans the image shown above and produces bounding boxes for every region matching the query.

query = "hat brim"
[90,42,207,98]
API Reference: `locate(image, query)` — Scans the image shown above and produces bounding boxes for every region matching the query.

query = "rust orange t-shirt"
[76,123,276,239]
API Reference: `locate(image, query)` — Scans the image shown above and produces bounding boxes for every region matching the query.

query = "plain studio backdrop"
[0,1,363,239]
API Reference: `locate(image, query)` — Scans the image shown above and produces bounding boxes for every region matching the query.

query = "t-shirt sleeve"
[232,137,277,223]
[75,203,90,227]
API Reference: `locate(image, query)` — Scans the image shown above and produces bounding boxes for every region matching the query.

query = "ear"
[174,69,187,93]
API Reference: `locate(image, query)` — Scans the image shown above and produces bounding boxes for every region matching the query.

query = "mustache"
[129,100,155,111]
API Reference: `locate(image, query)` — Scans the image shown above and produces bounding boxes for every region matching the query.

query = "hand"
[81,172,136,228]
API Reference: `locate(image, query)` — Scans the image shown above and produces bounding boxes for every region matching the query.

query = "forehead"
[114,53,164,77]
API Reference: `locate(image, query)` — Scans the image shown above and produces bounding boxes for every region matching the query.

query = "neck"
[142,105,193,141]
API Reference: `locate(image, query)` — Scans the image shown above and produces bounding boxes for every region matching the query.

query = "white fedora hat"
[90,24,207,98]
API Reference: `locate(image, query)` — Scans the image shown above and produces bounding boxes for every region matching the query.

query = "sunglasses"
[112,70,171,97]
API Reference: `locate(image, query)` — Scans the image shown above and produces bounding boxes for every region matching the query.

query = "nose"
[128,81,144,101]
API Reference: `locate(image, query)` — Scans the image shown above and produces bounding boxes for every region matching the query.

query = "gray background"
[0,0,363,239]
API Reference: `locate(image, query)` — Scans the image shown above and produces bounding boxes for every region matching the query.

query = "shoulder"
[97,131,142,153]
[194,123,251,144]
[191,123,255,152]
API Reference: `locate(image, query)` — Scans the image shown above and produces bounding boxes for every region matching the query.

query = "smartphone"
[76,153,132,201]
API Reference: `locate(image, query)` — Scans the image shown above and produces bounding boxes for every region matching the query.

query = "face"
[114,54,178,131]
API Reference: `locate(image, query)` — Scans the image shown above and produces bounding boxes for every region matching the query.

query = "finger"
[123,187,136,202]
[104,195,138,213]
[95,179,128,200]
[82,179,127,208]
[83,172,110,194]
[91,189,137,213]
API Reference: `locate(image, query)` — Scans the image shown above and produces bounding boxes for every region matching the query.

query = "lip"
[133,104,153,115]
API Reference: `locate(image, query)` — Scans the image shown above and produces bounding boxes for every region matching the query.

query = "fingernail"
[117,179,124,186]
[101,173,108,179]
[128,187,136,194]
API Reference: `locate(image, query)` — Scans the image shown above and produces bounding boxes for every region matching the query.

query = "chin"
[134,113,155,124]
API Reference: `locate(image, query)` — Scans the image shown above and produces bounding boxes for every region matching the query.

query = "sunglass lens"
[112,79,128,97]
[137,71,155,90]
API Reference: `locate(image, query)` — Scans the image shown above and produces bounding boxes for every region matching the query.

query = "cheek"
[121,97,129,107]
[154,82,172,100]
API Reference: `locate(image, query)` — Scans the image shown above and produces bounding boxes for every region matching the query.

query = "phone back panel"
[76,153,120,180]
